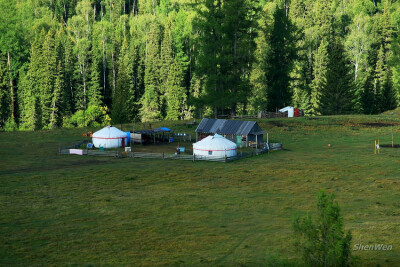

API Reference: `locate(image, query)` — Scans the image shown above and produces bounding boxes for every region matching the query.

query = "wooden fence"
[128,148,270,162]
[59,140,282,162]
[59,148,120,157]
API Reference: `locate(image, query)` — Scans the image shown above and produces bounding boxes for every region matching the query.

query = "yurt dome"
[92,126,127,149]
[193,134,237,158]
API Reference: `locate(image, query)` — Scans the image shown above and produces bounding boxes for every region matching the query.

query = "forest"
[0,0,400,130]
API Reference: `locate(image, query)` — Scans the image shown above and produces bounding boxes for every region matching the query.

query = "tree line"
[1,0,400,131]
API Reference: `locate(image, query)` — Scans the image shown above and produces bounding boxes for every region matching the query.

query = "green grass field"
[1,115,400,266]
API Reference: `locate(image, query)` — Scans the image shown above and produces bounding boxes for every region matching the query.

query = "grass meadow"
[1,115,400,266]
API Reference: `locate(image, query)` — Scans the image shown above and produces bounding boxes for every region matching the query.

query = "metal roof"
[195,118,264,135]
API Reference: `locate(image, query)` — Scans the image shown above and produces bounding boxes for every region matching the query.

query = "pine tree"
[41,31,57,127]
[293,191,353,266]
[87,53,103,107]
[0,53,10,128]
[165,61,186,120]
[160,19,174,116]
[19,32,45,130]
[263,2,297,112]
[194,0,257,116]
[375,46,397,112]
[62,32,76,116]
[361,73,377,114]
[49,61,64,128]
[140,21,162,122]
[112,38,133,123]
[320,41,355,115]
[310,40,328,115]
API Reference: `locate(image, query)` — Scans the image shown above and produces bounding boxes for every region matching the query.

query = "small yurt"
[193,134,237,158]
[92,126,127,149]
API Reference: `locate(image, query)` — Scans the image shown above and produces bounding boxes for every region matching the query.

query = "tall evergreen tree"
[19,32,45,130]
[310,40,329,115]
[160,18,175,116]
[293,191,353,267]
[87,53,103,107]
[41,31,57,127]
[140,21,162,122]
[319,41,355,115]
[0,54,10,128]
[194,0,257,116]
[49,61,64,128]
[165,61,186,120]
[375,45,397,112]
[263,2,297,111]
[112,38,133,123]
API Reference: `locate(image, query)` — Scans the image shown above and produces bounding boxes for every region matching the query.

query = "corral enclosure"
[1,115,400,266]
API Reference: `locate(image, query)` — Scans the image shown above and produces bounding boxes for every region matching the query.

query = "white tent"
[193,134,237,158]
[92,126,127,149]
[279,106,294,117]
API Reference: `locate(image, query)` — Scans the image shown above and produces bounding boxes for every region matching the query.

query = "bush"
[4,118,17,131]
[63,106,111,128]
[292,191,354,267]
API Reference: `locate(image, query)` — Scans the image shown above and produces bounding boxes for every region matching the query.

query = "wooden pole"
[392,133,394,148]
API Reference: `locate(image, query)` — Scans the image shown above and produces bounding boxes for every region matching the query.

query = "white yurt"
[92,126,127,149]
[193,134,237,158]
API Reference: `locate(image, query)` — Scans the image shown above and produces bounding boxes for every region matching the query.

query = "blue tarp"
[158,127,171,132]
[136,127,171,134]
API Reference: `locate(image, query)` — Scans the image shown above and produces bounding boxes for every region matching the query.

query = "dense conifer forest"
[0,0,400,130]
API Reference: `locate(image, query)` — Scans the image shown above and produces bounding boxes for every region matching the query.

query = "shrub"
[63,106,111,128]
[292,191,354,267]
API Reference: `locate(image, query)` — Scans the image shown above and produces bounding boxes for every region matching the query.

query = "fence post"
[225,155,227,162]
[162,152,164,159]
[193,154,195,162]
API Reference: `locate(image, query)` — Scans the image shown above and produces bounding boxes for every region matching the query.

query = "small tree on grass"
[292,191,353,267]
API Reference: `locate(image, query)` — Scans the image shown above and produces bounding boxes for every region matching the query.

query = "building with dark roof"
[195,118,267,147]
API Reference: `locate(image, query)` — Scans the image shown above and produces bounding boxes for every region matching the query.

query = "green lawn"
[1,115,400,266]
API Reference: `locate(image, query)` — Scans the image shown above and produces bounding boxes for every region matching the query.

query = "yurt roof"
[193,134,237,151]
[92,126,127,139]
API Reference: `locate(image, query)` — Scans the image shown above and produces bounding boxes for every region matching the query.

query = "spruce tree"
[310,40,329,115]
[361,73,377,115]
[87,53,103,107]
[320,41,355,115]
[19,32,45,130]
[293,191,353,267]
[194,0,257,116]
[165,61,186,120]
[263,2,297,111]
[140,21,162,122]
[62,32,76,116]
[41,31,57,127]
[160,19,174,116]
[0,53,10,128]
[112,38,133,124]
[49,61,64,128]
